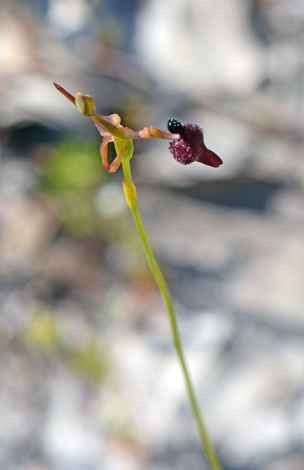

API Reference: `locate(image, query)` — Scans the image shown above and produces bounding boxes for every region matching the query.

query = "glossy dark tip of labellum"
[167,117,184,135]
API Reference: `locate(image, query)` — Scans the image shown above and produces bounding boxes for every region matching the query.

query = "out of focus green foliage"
[41,139,106,193]
[66,339,109,384]
[38,139,108,236]
[24,305,109,384]
[24,308,60,353]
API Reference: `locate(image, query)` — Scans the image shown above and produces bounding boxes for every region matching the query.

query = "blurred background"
[1,0,304,469]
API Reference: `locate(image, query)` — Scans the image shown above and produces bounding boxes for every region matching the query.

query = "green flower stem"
[121,158,222,470]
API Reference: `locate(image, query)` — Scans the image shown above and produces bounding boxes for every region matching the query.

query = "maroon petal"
[197,148,223,168]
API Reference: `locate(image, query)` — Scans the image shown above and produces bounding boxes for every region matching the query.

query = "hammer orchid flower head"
[167,118,223,168]
[53,83,181,173]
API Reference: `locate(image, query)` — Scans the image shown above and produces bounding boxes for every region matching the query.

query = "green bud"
[123,180,137,209]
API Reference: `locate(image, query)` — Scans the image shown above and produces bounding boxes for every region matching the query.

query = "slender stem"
[122,156,132,186]
[121,159,222,470]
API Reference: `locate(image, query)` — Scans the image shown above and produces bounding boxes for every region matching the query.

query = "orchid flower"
[53,83,181,173]
[54,82,223,470]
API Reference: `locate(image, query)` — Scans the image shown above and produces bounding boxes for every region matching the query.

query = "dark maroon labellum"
[168,121,223,168]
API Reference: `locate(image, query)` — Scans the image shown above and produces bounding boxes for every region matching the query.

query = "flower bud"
[123,180,137,208]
